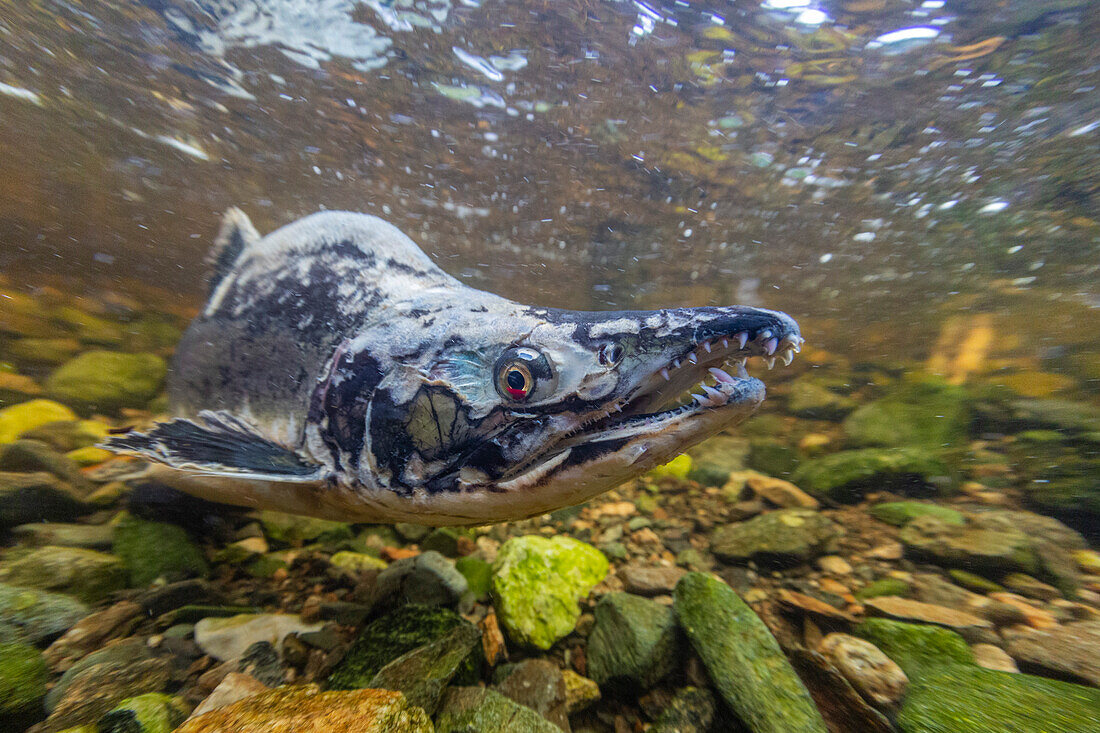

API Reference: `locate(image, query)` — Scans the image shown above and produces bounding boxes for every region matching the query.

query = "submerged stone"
[0,399,77,444]
[0,582,89,644]
[0,471,90,527]
[710,508,840,566]
[193,614,322,663]
[854,619,974,678]
[899,514,1038,576]
[258,510,353,546]
[112,512,208,586]
[97,692,188,733]
[792,448,951,502]
[368,622,481,716]
[787,380,858,421]
[673,572,827,733]
[587,592,682,689]
[870,501,965,527]
[491,535,608,650]
[46,351,166,414]
[843,377,971,450]
[0,641,47,715]
[436,686,561,733]
[0,545,127,604]
[649,686,716,733]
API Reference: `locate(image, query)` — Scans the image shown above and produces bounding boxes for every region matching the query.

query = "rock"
[258,510,352,546]
[744,473,820,509]
[898,663,1100,733]
[710,508,840,566]
[1003,622,1100,687]
[778,590,855,623]
[44,601,142,672]
[817,556,852,575]
[496,658,569,730]
[11,522,113,550]
[618,564,687,596]
[393,522,431,542]
[188,672,268,719]
[6,337,82,366]
[45,638,152,711]
[648,453,693,480]
[787,381,858,421]
[0,471,90,527]
[686,434,750,486]
[855,578,910,601]
[818,633,907,709]
[0,642,47,715]
[0,545,127,604]
[673,572,827,733]
[561,669,600,714]
[649,686,716,733]
[587,592,681,689]
[421,527,465,556]
[746,437,799,476]
[842,377,970,450]
[44,644,170,730]
[436,686,561,733]
[791,448,951,502]
[971,643,1018,673]
[193,614,322,662]
[988,593,1059,629]
[237,641,284,687]
[46,351,166,414]
[367,550,467,609]
[0,439,92,491]
[212,537,269,565]
[870,501,965,527]
[0,399,77,444]
[900,514,1038,576]
[491,535,608,650]
[0,582,89,644]
[97,692,189,733]
[454,556,492,599]
[0,371,43,402]
[1001,398,1100,434]
[863,596,992,633]
[368,623,481,716]
[175,685,432,733]
[854,619,974,677]
[479,611,507,668]
[19,419,107,453]
[1006,430,1100,521]
[329,551,387,575]
[948,569,1005,594]
[112,513,208,586]
[1002,573,1061,601]
[327,605,479,690]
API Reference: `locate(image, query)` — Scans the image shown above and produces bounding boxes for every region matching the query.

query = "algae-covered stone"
[97,692,188,733]
[0,642,47,715]
[0,545,127,603]
[175,685,432,733]
[0,439,92,490]
[436,686,561,733]
[898,663,1100,733]
[258,510,353,546]
[587,592,682,689]
[368,622,482,715]
[899,515,1038,576]
[792,448,951,502]
[0,582,89,643]
[686,434,749,486]
[455,556,492,600]
[870,502,965,527]
[648,453,693,480]
[491,535,608,650]
[673,572,827,733]
[20,419,108,452]
[327,605,479,690]
[0,471,90,526]
[787,381,858,421]
[46,351,166,414]
[112,512,208,586]
[6,337,82,366]
[0,399,77,444]
[10,522,113,550]
[710,509,840,566]
[855,578,911,601]
[368,550,467,609]
[854,619,974,678]
[843,377,971,450]
[329,551,387,574]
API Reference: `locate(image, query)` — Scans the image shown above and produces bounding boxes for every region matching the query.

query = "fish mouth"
[565,322,803,444]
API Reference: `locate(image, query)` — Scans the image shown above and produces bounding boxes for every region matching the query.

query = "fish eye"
[494,346,556,403]
[598,343,624,367]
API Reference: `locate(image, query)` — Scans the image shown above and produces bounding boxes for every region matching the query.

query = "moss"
[947,569,1004,594]
[0,642,47,714]
[792,448,952,502]
[435,687,561,733]
[0,546,127,603]
[898,664,1100,733]
[112,513,208,586]
[46,352,166,414]
[855,578,911,601]
[842,376,971,450]
[710,509,840,565]
[870,502,965,527]
[97,693,188,733]
[854,619,973,678]
[587,592,682,689]
[454,556,492,600]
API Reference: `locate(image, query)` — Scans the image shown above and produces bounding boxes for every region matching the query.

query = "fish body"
[108,209,801,525]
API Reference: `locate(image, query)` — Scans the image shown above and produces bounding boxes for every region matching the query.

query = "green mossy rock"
[746,438,800,477]
[686,434,749,486]
[0,471,90,527]
[855,578,911,601]
[1008,431,1100,520]
[328,551,387,574]
[787,380,858,421]
[491,535,608,650]
[710,509,840,566]
[20,419,108,452]
[49,306,125,347]
[0,439,91,491]
[0,642,47,715]
[112,513,208,586]
[843,377,971,449]
[46,352,166,414]
[673,572,827,733]
[899,515,1038,576]
[258,510,353,547]
[97,692,188,733]
[327,605,480,690]
[792,448,951,502]
[947,569,1004,594]
[6,338,82,366]
[368,623,482,716]
[435,687,561,733]
[0,399,77,444]
[870,502,965,527]
[0,545,127,604]
[854,619,974,678]
[587,592,682,689]
[0,582,88,643]
[454,556,492,600]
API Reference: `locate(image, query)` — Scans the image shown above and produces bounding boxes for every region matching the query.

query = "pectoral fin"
[103,410,326,482]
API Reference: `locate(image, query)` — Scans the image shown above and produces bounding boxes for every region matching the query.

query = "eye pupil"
[506,369,526,391]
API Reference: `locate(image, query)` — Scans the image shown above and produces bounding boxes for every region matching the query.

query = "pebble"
[496,658,570,730]
[44,600,142,672]
[618,564,687,596]
[1003,622,1100,686]
[862,596,992,632]
[187,672,268,719]
[193,614,323,662]
[817,556,853,575]
[819,633,907,709]
[988,592,1059,629]
[970,643,1019,673]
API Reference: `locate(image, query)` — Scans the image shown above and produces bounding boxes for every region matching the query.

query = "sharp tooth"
[660,367,671,381]
[703,341,712,353]
[673,358,681,369]
[759,329,773,341]
[692,393,707,405]
[721,337,729,349]
[736,360,750,378]
[736,332,748,349]
[702,385,723,401]
[708,367,736,384]
[764,356,776,370]
[781,350,794,366]
[687,353,698,364]
[764,337,778,356]
[737,357,747,368]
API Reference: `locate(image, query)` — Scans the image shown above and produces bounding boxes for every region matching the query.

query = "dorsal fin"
[206,207,261,291]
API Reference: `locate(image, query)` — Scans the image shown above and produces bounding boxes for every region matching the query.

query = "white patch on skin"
[588,318,642,338]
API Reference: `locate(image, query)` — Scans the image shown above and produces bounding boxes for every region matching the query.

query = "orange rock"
[863,596,991,630]
[479,611,507,667]
[989,592,1059,629]
[778,589,855,622]
[380,546,419,561]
